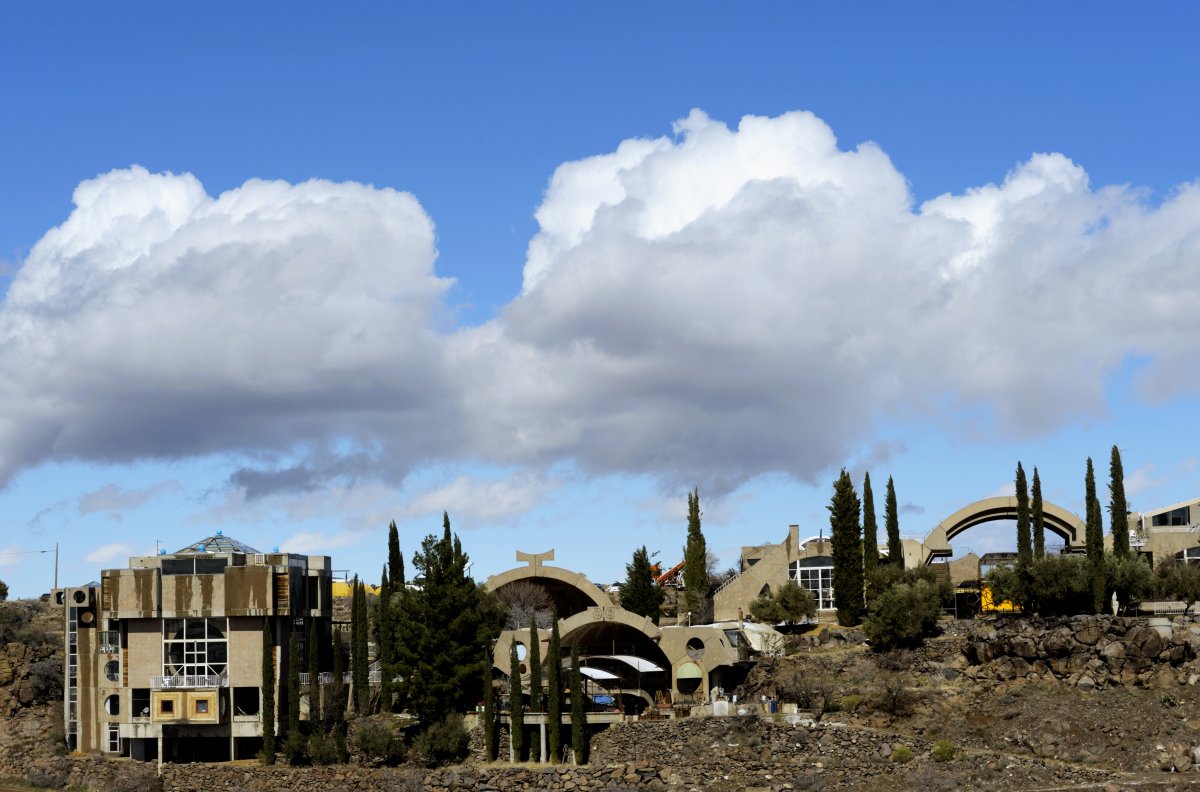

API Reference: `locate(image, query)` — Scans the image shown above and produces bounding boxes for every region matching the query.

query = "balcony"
[151,674,229,689]
[98,631,120,654]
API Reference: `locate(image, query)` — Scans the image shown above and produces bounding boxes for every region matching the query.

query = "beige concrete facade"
[711,495,1200,624]
[59,533,333,762]
[487,551,779,714]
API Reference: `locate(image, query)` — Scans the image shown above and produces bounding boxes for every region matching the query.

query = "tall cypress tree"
[862,473,878,577]
[509,640,524,761]
[682,488,709,622]
[570,642,587,765]
[1085,457,1106,613]
[1032,467,1046,559]
[306,619,320,725]
[829,469,864,626]
[329,626,347,761]
[483,652,498,761]
[387,520,403,590]
[376,566,393,711]
[1109,445,1131,558]
[619,546,665,624]
[527,620,542,713]
[885,476,903,568]
[1015,462,1032,569]
[546,615,562,763]
[261,618,276,764]
[350,577,370,713]
[286,631,304,763]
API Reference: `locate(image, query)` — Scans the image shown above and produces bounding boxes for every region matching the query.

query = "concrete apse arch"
[921,496,1087,563]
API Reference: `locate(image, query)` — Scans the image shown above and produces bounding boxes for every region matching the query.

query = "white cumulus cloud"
[3,110,1200,511]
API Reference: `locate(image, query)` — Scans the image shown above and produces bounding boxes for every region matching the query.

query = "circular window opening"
[514,642,527,661]
[104,661,120,682]
[72,590,88,604]
[676,661,703,696]
[686,637,705,660]
[55,591,66,605]
[104,695,120,716]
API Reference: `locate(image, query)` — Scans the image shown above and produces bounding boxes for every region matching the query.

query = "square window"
[195,700,209,714]
[160,700,174,714]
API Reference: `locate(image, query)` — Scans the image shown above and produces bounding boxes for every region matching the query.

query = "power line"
[0,548,53,556]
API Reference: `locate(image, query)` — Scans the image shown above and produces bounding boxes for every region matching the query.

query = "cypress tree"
[547,615,562,763]
[862,473,878,577]
[376,566,393,711]
[329,626,347,761]
[286,631,304,763]
[483,653,497,761]
[1109,445,1131,558]
[306,619,320,724]
[829,469,864,626]
[350,577,370,713]
[509,640,524,761]
[261,618,276,764]
[1032,467,1046,559]
[885,476,903,568]
[527,620,542,713]
[1085,457,1106,613]
[619,546,665,624]
[1015,462,1032,569]
[682,488,709,622]
[570,643,587,765]
[388,520,404,589]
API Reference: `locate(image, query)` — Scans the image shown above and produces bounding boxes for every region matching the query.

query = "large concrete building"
[714,495,1200,621]
[487,550,781,729]
[58,533,333,762]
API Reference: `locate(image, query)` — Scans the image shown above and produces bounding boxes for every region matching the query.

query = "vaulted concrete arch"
[922,496,1086,563]
[486,561,613,620]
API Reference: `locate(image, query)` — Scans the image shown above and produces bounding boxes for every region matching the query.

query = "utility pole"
[54,543,59,591]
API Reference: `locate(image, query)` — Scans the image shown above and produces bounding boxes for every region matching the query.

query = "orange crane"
[655,560,685,586]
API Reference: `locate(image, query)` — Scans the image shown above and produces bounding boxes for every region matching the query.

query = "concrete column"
[539,721,547,762]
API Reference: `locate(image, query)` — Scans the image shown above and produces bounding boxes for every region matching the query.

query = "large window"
[1153,506,1192,527]
[162,618,228,679]
[790,560,834,611]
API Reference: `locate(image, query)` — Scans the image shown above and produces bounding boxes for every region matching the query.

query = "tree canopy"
[620,546,665,624]
[829,469,864,626]
[682,488,709,623]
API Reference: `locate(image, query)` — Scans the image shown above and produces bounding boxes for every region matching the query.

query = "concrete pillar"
[539,721,547,762]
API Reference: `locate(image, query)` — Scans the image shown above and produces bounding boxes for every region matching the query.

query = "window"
[104,695,119,716]
[104,660,120,682]
[160,699,174,715]
[233,687,260,716]
[107,725,119,753]
[132,689,150,718]
[1153,506,1192,527]
[162,557,228,575]
[163,618,228,679]
[195,699,209,714]
[791,560,834,610]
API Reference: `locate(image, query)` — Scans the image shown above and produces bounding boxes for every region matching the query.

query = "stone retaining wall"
[964,614,1200,688]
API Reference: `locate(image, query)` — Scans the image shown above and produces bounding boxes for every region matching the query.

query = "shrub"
[749,581,816,627]
[1106,553,1153,614]
[410,714,469,767]
[931,739,957,762]
[284,730,308,765]
[987,555,1093,616]
[308,732,341,765]
[774,665,834,722]
[24,659,63,704]
[353,720,403,765]
[890,745,913,764]
[872,674,915,718]
[863,580,942,650]
[840,694,862,712]
[1154,561,1200,613]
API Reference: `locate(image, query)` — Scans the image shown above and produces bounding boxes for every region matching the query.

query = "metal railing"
[97,631,120,654]
[151,674,229,689]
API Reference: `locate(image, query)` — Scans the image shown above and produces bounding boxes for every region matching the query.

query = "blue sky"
[2,4,1199,597]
